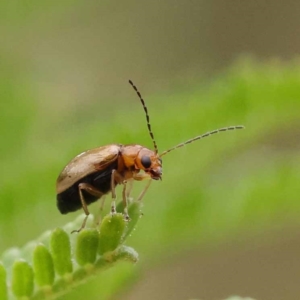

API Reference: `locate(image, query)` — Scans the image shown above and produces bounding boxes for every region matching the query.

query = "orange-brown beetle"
[56,80,244,232]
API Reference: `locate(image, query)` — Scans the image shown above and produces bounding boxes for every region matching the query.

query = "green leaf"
[33,243,55,287]
[76,229,99,266]
[0,263,7,300]
[0,211,140,299]
[50,228,73,276]
[98,213,126,255]
[123,201,143,241]
[11,259,34,298]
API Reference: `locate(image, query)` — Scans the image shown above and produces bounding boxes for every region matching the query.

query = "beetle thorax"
[120,145,162,180]
[120,145,149,169]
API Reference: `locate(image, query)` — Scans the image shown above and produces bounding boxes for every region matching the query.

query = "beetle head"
[136,148,162,180]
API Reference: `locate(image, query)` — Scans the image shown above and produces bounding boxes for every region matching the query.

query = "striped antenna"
[129,80,158,153]
[159,125,245,157]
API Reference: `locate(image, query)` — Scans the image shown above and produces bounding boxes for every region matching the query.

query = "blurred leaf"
[11,259,34,298]
[76,229,99,266]
[50,228,73,276]
[33,244,55,287]
[98,213,126,255]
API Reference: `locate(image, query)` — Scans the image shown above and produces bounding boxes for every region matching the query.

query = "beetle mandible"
[56,80,244,232]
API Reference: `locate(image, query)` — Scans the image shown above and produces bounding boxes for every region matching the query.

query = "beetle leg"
[126,178,134,200]
[72,183,105,233]
[133,173,151,181]
[110,169,120,215]
[122,180,130,221]
[111,169,126,215]
[137,179,152,202]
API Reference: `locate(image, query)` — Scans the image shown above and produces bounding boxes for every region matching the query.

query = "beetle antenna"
[129,80,158,153]
[159,125,245,157]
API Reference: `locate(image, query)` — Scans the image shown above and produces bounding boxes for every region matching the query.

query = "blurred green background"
[1,1,300,300]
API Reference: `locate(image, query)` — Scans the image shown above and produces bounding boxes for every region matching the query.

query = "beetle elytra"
[56,80,244,232]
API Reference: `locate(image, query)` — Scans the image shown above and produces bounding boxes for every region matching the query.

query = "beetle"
[56,80,244,232]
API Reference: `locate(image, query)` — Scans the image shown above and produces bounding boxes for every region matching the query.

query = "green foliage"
[12,260,34,298]
[33,244,55,287]
[0,202,141,299]
[98,214,126,255]
[76,229,99,266]
[50,228,73,276]
[1,58,300,299]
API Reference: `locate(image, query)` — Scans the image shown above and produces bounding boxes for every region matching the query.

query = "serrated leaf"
[11,259,34,298]
[50,228,73,276]
[76,229,99,266]
[0,211,140,300]
[33,244,55,287]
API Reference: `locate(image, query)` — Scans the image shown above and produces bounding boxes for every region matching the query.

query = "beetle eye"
[141,155,152,169]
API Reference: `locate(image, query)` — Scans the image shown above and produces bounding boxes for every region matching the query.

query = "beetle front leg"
[126,178,134,199]
[72,183,105,233]
[137,179,152,202]
[110,170,117,214]
[133,173,151,181]
[122,180,130,221]
[110,169,123,215]
[133,173,152,203]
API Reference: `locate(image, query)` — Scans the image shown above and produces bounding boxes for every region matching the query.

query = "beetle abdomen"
[57,160,118,214]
